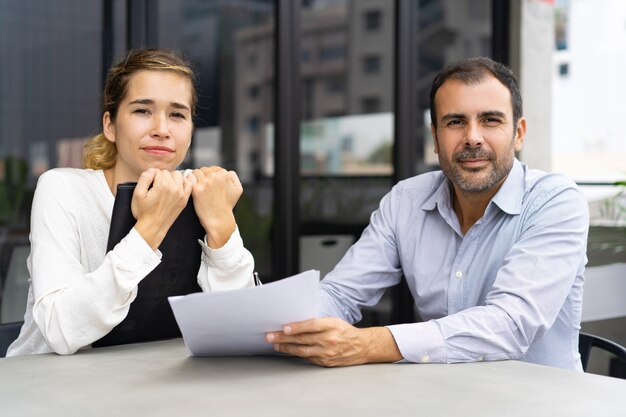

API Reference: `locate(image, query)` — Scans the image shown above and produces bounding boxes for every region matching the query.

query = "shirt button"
[455,271,463,279]
[421,353,430,363]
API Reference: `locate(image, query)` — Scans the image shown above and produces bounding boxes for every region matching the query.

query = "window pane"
[298,0,395,307]
[552,0,626,307]
[300,0,394,180]
[414,0,492,171]
[552,0,626,181]
[156,0,276,279]
[0,0,104,322]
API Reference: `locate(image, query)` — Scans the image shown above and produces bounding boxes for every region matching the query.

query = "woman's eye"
[171,112,186,119]
[133,108,150,115]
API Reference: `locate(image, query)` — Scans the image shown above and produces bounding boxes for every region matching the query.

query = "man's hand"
[189,166,243,248]
[265,317,403,367]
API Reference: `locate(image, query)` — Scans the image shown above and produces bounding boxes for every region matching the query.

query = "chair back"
[1,246,30,323]
[0,321,23,357]
[579,332,626,375]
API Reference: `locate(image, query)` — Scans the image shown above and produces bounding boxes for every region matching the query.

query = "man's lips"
[457,158,490,168]
[142,146,175,155]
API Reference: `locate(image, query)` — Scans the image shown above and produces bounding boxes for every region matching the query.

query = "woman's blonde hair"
[83,48,197,170]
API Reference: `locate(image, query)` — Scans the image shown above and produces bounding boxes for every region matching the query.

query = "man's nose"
[465,120,483,147]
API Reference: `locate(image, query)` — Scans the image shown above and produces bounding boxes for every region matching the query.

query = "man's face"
[431,75,526,195]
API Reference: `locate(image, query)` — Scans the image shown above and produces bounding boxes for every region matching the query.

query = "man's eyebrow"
[441,113,466,122]
[479,110,506,119]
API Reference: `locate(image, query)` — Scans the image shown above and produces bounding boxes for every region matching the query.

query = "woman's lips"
[142,146,175,155]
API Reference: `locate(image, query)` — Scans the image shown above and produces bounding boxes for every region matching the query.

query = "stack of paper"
[168,270,320,356]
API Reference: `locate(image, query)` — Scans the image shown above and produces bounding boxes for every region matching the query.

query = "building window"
[247,53,257,68]
[326,77,344,94]
[362,55,381,74]
[320,46,346,61]
[248,115,260,133]
[302,79,314,120]
[364,10,382,31]
[301,49,311,62]
[248,85,259,100]
[361,96,381,113]
[468,0,488,20]
[558,63,569,77]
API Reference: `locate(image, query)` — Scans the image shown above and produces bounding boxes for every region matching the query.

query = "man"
[266,57,588,371]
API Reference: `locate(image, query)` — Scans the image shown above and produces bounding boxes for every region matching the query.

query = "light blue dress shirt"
[319,159,589,371]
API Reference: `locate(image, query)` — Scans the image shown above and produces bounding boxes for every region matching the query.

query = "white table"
[0,338,625,416]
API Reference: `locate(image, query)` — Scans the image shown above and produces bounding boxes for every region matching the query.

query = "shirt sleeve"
[319,188,404,323]
[387,183,589,364]
[196,226,255,292]
[30,172,162,355]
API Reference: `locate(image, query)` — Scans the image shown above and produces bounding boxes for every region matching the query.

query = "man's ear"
[514,117,526,152]
[431,124,439,154]
[102,112,115,143]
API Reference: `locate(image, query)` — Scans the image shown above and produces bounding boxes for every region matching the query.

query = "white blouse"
[7,168,254,356]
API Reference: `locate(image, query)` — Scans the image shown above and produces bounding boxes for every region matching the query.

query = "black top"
[92,183,204,348]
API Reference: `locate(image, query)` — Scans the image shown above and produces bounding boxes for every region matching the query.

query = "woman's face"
[103,70,193,181]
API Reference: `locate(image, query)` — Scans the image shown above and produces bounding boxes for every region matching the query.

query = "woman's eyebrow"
[128,98,189,111]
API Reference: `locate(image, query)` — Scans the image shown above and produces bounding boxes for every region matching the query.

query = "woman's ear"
[102,112,116,143]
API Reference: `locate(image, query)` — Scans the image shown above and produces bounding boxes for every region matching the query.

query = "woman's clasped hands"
[131,166,242,251]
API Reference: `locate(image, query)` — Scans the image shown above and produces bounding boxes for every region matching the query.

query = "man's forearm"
[362,327,403,363]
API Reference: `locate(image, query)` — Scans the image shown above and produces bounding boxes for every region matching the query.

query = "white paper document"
[168,270,320,356]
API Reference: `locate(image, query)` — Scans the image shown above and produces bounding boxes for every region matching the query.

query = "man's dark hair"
[429,57,523,128]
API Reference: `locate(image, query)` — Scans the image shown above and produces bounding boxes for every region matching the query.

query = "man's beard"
[438,142,515,194]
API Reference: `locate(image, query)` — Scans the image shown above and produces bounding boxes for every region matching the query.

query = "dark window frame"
[102,0,512,306]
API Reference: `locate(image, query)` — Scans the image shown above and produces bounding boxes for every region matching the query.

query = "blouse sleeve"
[29,171,161,355]
[196,227,255,292]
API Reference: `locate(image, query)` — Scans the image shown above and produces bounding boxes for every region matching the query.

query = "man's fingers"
[267,331,318,346]
[265,318,339,345]
[284,318,335,335]
[274,343,315,357]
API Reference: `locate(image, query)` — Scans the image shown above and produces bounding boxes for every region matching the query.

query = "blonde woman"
[8,49,254,356]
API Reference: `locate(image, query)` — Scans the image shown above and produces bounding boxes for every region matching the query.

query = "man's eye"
[484,118,501,125]
[447,120,463,126]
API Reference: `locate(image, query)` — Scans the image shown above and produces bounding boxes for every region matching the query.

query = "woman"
[7,49,254,356]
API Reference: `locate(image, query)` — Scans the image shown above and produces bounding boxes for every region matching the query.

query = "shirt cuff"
[386,321,447,364]
[198,226,244,266]
[111,227,162,276]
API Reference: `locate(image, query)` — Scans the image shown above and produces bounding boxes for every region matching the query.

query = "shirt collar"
[491,158,524,215]
[421,158,525,215]
[422,175,451,212]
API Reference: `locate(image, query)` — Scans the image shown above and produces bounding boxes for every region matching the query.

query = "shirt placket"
[448,221,484,314]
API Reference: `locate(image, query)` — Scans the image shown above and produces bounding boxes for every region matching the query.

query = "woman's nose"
[151,114,170,139]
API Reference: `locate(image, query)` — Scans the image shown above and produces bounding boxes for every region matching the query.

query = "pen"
[253,272,262,286]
